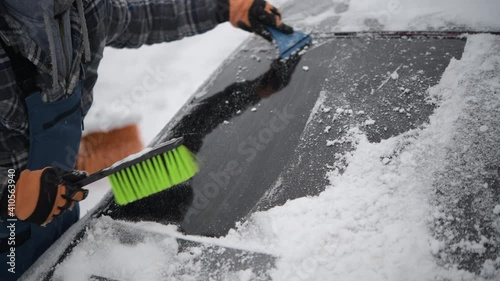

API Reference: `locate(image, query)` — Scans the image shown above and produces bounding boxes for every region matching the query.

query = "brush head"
[107,140,199,205]
[266,26,313,59]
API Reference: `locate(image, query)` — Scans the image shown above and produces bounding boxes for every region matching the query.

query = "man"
[0,0,293,279]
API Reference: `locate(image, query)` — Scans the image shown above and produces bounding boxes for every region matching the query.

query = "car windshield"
[22,1,500,281]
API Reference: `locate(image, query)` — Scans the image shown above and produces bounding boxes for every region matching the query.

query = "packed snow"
[48,0,500,280]
[223,35,500,281]
[284,0,500,32]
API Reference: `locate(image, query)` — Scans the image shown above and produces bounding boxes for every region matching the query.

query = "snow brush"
[71,137,198,205]
[266,26,312,59]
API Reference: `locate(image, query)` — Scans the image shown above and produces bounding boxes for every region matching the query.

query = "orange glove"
[13,168,88,226]
[221,0,294,41]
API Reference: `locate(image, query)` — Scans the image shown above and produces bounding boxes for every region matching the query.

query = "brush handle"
[72,137,184,188]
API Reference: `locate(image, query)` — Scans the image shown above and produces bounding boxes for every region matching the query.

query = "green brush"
[70,137,198,205]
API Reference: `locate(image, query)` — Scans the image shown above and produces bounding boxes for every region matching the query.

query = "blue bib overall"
[0,84,83,280]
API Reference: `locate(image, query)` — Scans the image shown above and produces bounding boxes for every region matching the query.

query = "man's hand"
[14,168,88,226]
[221,0,294,41]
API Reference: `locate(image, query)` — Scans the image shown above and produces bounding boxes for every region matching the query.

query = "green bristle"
[178,145,198,175]
[112,171,130,205]
[140,161,153,195]
[108,145,198,205]
[135,162,147,195]
[125,171,137,197]
[130,165,143,197]
[113,172,126,204]
[158,153,172,187]
[163,153,177,182]
[108,175,124,205]
[121,171,135,202]
[170,149,184,180]
[175,149,190,179]
[164,152,177,183]
[145,159,159,188]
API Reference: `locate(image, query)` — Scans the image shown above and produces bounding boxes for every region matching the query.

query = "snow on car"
[23,0,500,280]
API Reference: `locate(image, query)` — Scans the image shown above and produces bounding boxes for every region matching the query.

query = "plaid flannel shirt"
[0,0,227,200]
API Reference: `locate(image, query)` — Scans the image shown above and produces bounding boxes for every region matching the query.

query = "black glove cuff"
[215,0,230,23]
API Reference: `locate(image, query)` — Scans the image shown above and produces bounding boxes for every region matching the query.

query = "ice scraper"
[266,26,312,59]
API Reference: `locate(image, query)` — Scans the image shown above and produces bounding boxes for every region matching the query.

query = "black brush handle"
[72,137,184,188]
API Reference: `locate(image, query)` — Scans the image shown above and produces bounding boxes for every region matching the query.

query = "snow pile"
[51,217,272,281]
[340,0,500,32]
[71,0,500,279]
[429,35,500,277]
[56,34,500,281]
[224,34,500,281]
[52,217,199,281]
[282,0,500,32]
